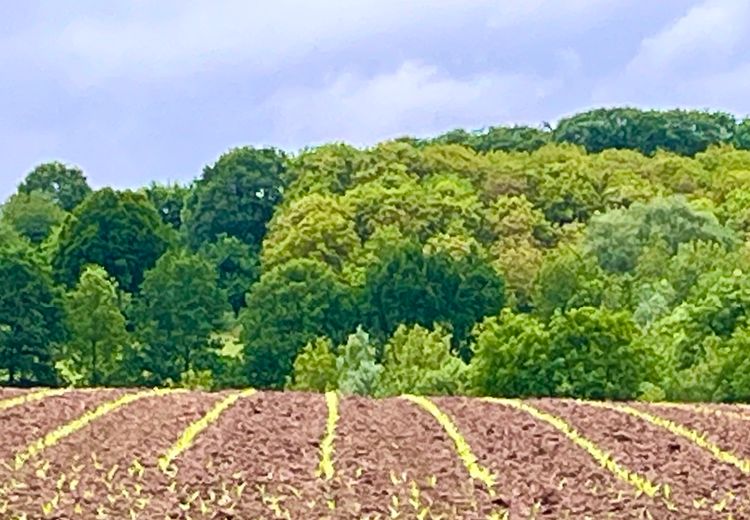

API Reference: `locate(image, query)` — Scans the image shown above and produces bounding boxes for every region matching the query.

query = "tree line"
[3,106,750,402]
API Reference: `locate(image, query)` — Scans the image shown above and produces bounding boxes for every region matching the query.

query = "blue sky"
[2,0,750,201]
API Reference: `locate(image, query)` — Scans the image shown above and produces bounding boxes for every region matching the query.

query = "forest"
[3,106,750,403]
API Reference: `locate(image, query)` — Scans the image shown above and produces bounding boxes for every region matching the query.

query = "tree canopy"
[5,106,750,402]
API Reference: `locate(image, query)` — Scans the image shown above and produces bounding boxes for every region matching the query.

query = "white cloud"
[44,0,622,86]
[625,0,749,76]
[262,61,561,147]
[593,0,750,113]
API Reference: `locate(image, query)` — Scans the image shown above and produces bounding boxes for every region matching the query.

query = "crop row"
[1,390,750,519]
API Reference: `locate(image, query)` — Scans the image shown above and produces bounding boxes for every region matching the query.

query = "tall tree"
[59,265,129,386]
[1,191,67,244]
[240,259,355,388]
[585,196,736,273]
[0,248,64,385]
[18,161,92,211]
[361,240,504,354]
[135,249,228,384]
[52,188,172,293]
[553,108,736,156]
[183,146,286,248]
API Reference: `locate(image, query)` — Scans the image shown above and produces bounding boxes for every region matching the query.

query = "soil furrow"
[2,389,219,519]
[142,390,327,519]
[334,395,495,519]
[535,399,750,519]
[436,397,664,519]
[0,389,123,464]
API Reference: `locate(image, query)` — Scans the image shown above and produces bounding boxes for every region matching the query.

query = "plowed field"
[1,389,749,519]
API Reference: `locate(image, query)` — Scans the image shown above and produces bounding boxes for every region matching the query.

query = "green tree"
[283,143,363,200]
[183,147,286,248]
[1,191,67,244]
[0,249,64,385]
[547,307,642,400]
[586,196,736,273]
[336,327,382,396]
[468,310,553,397]
[361,240,504,353]
[18,161,92,211]
[59,265,129,386]
[553,108,736,156]
[135,249,228,384]
[376,324,467,397]
[715,325,750,402]
[52,188,172,293]
[144,182,190,229]
[199,235,260,314]
[240,259,355,388]
[532,246,610,318]
[261,193,360,273]
[286,337,338,392]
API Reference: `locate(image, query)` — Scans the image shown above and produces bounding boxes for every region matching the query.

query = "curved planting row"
[1,389,750,519]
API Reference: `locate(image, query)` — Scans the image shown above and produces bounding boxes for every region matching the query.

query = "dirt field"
[0,389,749,519]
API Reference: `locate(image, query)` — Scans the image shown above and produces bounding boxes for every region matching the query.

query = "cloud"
[593,0,750,113]
[262,61,562,147]
[37,0,624,87]
[625,0,749,76]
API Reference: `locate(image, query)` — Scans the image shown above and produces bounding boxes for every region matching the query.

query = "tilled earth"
[0,390,749,519]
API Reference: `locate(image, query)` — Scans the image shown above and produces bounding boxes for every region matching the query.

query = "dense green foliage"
[52,188,172,293]
[5,106,750,402]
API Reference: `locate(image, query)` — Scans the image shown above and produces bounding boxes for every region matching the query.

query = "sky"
[1,0,750,201]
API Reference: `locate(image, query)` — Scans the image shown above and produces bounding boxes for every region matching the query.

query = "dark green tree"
[18,161,92,211]
[52,188,172,293]
[0,248,64,385]
[553,108,736,156]
[240,259,355,388]
[361,240,504,354]
[134,249,228,384]
[183,147,286,248]
[199,235,260,314]
[144,182,190,229]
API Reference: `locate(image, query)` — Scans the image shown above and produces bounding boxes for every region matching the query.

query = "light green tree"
[286,337,338,392]
[59,265,129,386]
[376,324,467,397]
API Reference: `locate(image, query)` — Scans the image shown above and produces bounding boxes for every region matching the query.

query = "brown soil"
[636,402,750,460]
[0,389,124,463]
[2,389,219,518]
[333,396,496,519]
[141,390,328,519]
[0,388,29,400]
[2,390,750,519]
[436,397,663,519]
[534,399,750,519]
